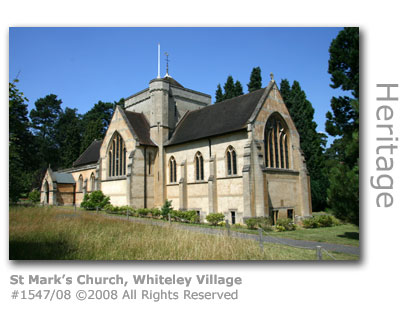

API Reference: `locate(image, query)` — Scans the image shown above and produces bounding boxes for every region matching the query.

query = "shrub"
[275,218,296,231]
[81,191,110,210]
[245,217,273,231]
[28,189,41,203]
[170,210,200,223]
[206,213,225,226]
[161,200,173,219]
[136,208,150,217]
[302,214,340,229]
[151,208,162,218]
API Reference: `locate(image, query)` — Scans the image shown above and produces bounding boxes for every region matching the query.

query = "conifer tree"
[80,101,115,153]
[247,67,262,92]
[215,84,224,103]
[223,75,236,100]
[30,94,63,169]
[325,27,359,225]
[280,79,328,211]
[234,80,244,97]
[55,107,82,168]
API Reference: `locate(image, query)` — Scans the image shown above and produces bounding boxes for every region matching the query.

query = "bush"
[161,200,173,219]
[151,208,162,218]
[136,208,150,217]
[81,191,110,210]
[245,217,273,231]
[275,218,296,232]
[28,189,41,203]
[171,210,199,223]
[206,213,225,226]
[302,214,340,229]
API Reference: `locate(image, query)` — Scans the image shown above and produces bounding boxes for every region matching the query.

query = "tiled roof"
[72,140,102,167]
[166,88,266,146]
[52,172,75,184]
[123,111,156,146]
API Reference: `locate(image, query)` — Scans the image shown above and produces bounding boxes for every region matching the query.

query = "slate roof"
[123,111,155,146]
[162,75,184,88]
[52,172,75,184]
[73,140,102,167]
[166,88,266,146]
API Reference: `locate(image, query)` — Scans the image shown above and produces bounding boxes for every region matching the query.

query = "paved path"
[89,212,360,256]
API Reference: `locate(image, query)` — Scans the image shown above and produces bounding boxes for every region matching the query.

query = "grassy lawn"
[237,224,359,247]
[9,206,357,260]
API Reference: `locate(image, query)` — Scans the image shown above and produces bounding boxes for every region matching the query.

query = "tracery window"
[108,132,126,177]
[169,156,177,183]
[226,146,237,176]
[265,114,290,169]
[195,152,204,181]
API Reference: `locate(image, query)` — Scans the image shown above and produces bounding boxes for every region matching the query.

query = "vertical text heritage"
[371,84,399,207]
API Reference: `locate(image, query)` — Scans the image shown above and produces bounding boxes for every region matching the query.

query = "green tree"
[29,94,63,169]
[9,80,35,201]
[223,75,236,100]
[215,84,224,103]
[55,107,82,168]
[247,67,262,92]
[280,79,328,211]
[234,80,244,97]
[80,101,114,153]
[325,27,359,225]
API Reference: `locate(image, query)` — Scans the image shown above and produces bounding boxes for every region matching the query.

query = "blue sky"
[9,27,345,147]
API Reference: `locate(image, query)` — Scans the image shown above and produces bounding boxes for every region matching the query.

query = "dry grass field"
[9,206,358,260]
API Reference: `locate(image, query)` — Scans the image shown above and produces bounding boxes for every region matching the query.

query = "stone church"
[41,72,312,224]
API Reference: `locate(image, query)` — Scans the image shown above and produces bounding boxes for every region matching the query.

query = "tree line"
[9,83,123,201]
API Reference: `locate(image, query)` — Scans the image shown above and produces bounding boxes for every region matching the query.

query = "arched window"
[90,173,95,191]
[265,114,290,169]
[78,175,83,191]
[108,132,126,177]
[195,152,204,181]
[226,146,237,176]
[169,156,177,183]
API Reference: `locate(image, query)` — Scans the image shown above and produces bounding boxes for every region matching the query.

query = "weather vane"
[164,52,170,76]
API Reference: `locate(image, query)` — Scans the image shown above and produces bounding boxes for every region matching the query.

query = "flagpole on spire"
[157,43,160,79]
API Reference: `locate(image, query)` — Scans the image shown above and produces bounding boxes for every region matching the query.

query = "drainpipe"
[208,138,212,157]
[144,146,147,209]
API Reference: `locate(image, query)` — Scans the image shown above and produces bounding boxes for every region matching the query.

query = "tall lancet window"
[169,156,177,183]
[265,114,290,169]
[108,132,126,177]
[226,146,237,176]
[195,152,204,181]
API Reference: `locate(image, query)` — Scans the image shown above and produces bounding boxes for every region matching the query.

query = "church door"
[44,181,49,204]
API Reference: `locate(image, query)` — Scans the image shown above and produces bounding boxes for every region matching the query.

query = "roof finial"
[164,52,171,78]
[270,72,274,82]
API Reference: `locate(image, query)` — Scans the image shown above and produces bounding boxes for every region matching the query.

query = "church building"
[41,71,312,224]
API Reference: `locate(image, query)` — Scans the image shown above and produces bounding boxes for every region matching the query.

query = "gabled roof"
[73,140,102,167]
[166,87,267,146]
[123,110,156,146]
